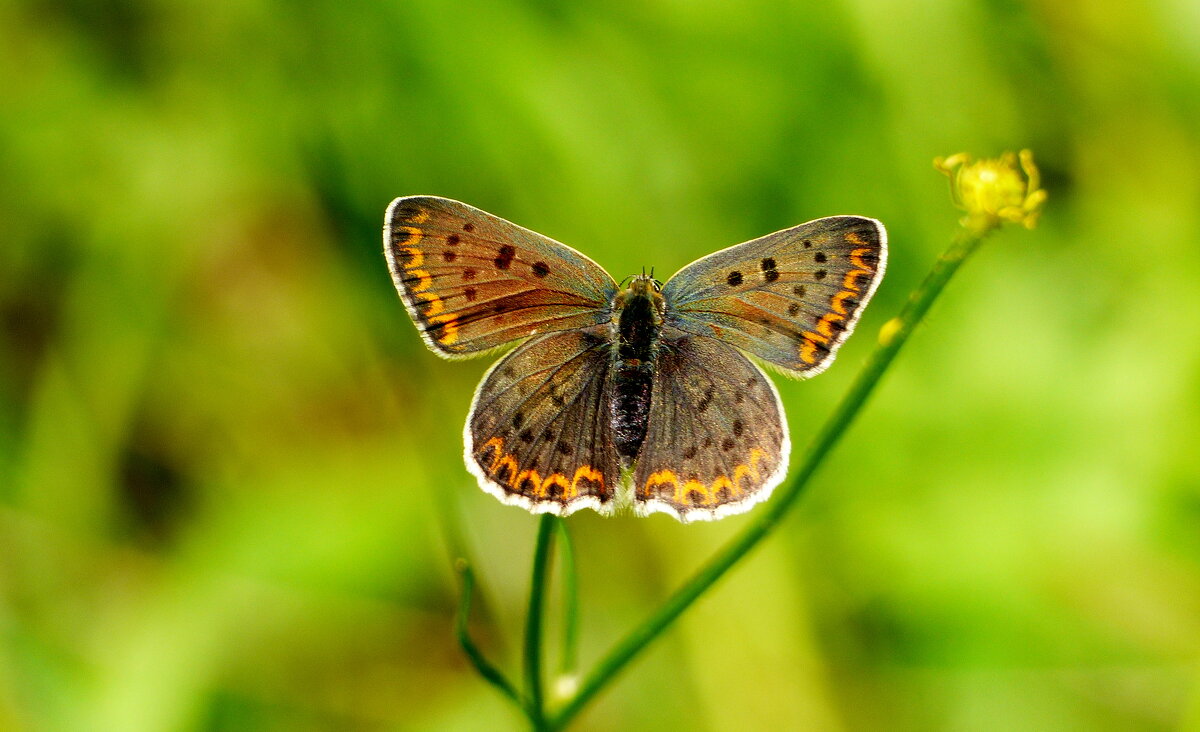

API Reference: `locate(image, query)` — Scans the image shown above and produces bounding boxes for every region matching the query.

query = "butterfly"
[384,197,886,522]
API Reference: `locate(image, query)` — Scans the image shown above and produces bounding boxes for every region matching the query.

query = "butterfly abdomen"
[610,277,664,461]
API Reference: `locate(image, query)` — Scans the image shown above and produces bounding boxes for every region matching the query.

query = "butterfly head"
[619,269,663,292]
[613,272,665,323]
[618,271,662,300]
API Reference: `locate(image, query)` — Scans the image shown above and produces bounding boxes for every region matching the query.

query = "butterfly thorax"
[609,276,664,462]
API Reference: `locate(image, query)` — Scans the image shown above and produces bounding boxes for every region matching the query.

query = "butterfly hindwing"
[632,328,790,521]
[385,196,618,357]
[465,327,621,515]
[662,216,886,377]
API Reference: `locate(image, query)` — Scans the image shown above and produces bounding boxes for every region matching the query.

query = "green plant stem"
[547,228,990,730]
[524,514,558,727]
[454,559,523,708]
[557,520,580,679]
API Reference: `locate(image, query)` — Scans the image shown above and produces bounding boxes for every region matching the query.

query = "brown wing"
[663,216,886,377]
[384,196,618,358]
[465,327,621,516]
[633,328,790,522]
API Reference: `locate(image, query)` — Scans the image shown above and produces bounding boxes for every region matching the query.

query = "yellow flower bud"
[878,317,903,346]
[934,150,1047,234]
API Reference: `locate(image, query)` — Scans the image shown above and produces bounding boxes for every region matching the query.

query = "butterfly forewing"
[385,196,618,357]
[662,216,886,377]
[632,329,789,521]
[466,327,621,515]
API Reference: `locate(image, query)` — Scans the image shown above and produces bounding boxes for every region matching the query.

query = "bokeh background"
[3,0,1200,729]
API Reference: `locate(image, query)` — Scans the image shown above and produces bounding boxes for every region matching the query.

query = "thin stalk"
[547,228,990,730]
[524,514,558,726]
[454,559,523,708]
[557,520,580,679]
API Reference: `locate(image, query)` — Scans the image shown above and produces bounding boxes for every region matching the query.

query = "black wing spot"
[464,287,477,302]
[814,269,827,280]
[515,472,538,493]
[726,271,743,287]
[463,268,477,281]
[802,239,812,249]
[814,252,827,263]
[495,245,516,270]
[519,429,534,443]
[443,250,457,263]
[684,445,697,459]
[447,234,461,246]
[761,257,780,283]
[494,461,515,485]
[792,285,806,297]
[733,420,744,437]
[721,437,736,451]
[556,440,573,455]
[532,261,551,278]
[787,303,800,316]
[512,411,524,429]
[462,222,476,232]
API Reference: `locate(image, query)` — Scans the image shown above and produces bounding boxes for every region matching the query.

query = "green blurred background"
[3,0,1200,729]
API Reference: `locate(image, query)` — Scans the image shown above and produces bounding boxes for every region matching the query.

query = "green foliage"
[2,1,1199,729]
